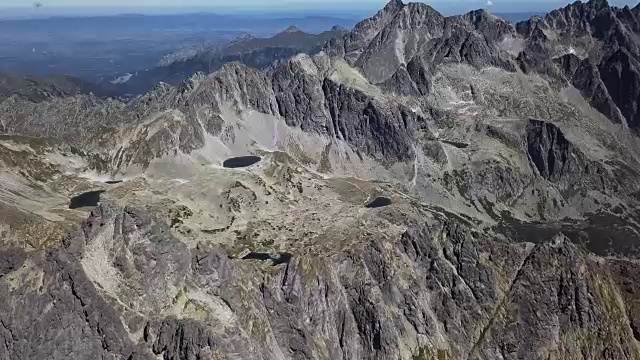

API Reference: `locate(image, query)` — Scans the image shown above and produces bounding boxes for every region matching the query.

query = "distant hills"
[107,25,350,96]
[0,12,358,83]
[0,73,115,102]
[0,10,549,99]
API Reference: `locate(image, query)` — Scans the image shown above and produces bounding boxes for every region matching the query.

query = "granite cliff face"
[1,1,640,359]
[515,0,640,128]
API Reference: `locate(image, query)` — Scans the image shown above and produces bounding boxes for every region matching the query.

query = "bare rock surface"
[1,1,640,359]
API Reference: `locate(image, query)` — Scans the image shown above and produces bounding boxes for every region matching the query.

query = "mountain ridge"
[110,25,349,96]
[2,1,640,359]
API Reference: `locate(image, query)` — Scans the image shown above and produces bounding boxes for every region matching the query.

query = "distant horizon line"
[0,4,379,10]
[0,0,635,11]
[0,4,549,14]
[5,0,635,20]
[0,8,549,22]
[0,7,545,22]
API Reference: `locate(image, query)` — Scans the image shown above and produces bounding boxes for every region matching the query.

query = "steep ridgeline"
[326,0,640,129]
[516,0,640,127]
[112,25,349,96]
[0,59,420,164]
[3,1,640,359]
[325,0,518,85]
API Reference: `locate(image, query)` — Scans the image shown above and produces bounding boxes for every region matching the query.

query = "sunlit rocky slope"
[1,0,640,359]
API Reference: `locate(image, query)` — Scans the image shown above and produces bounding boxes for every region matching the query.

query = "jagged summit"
[461,8,501,21]
[384,0,404,11]
[322,0,639,127]
[587,0,611,10]
[229,33,257,44]
[460,8,512,28]
[517,0,614,32]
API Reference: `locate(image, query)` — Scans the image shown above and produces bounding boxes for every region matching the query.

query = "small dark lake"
[69,190,105,209]
[223,156,262,168]
[365,197,392,208]
[242,252,292,266]
[105,180,123,184]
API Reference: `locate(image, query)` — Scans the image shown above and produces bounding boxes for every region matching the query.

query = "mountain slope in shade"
[2,1,640,359]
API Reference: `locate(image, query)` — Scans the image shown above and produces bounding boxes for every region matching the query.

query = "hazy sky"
[3,0,636,5]
[6,0,385,6]
[1,0,638,13]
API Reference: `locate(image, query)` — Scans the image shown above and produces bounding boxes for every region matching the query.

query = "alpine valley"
[1,1,640,359]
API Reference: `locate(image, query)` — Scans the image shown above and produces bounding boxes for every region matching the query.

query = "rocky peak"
[383,0,404,13]
[326,0,408,61]
[460,8,516,42]
[461,8,495,22]
[365,0,406,26]
[617,4,640,33]
[588,0,611,11]
[517,0,615,39]
[397,2,444,26]
[281,25,303,34]
[367,1,444,39]
[514,0,640,131]
[229,33,257,44]
[327,1,521,84]
[558,0,610,16]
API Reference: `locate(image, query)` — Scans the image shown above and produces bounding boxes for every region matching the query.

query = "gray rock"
[525,119,614,194]
[1,192,640,360]
[322,78,417,161]
[599,48,640,128]
[2,2,640,360]
[555,53,626,124]
[0,248,136,359]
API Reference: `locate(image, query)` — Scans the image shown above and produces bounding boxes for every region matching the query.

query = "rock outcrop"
[525,119,613,193]
[3,201,639,359]
[515,0,640,129]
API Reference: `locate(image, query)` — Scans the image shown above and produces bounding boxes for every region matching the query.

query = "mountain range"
[109,25,349,95]
[1,0,640,359]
